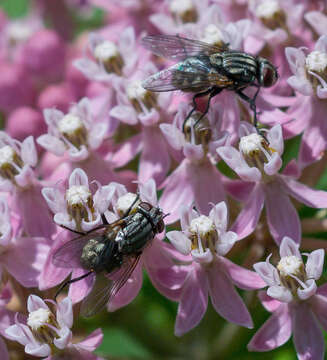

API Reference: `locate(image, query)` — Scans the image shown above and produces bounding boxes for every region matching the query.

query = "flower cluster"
[0,0,327,359]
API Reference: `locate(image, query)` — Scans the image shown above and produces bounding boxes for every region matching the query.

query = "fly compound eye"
[261,63,278,88]
[139,202,152,212]
[157,219,165,233]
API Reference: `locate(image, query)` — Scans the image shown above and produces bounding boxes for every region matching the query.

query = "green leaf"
[96,327,153,359]
[0,0,29,18]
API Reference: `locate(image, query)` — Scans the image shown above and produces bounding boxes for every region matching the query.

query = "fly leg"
[236,87,262,134]
[193,87,223,128]
[182,88,214,133]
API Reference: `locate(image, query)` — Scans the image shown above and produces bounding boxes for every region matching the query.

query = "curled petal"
[56,297,73,329]
[69,168,89,187]
[216,231,238,256]
[53,326,72,350]
[297,279,317,300]
[37,134,66,156]
[166,231,191,255]
[279,236,301,258]
[21,136,37,167]
[27,295,48,313]
[264,152,282,176]
[191,248,213,264]
[267,285,293,303]
[306,249,325,280]
[267,125,284,155]
[209,201,227,233]
[253,260,279,287]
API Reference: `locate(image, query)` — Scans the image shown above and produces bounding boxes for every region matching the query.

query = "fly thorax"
[277,255,307,297]
[94,40,124,75]
[201,24,225,48]
[58,114,88,150]
[239,133,276,179]
[184,113,212,152]
[80,238,106,270]
[127,80,157,113]
[0,145,24,184]
[27,308,60,346]
[115,192,140,218]
[255,1,286,30]
[305,50,327,90]
[189,215,218,261]
[66,185,95,231]
[169,0,197,23]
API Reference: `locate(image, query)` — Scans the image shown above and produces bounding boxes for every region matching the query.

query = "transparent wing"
[142,66,233,92]
[142,35,228,60]
[80,255,141,317]
[53,225,111,268]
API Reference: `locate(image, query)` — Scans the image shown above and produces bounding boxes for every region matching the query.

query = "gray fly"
[53,199,165,317]
[141,35,278,132]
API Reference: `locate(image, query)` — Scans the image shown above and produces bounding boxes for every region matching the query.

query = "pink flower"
[109,61,174,184]
[284,35,327,166]
[0,196,49,287]
[4,294,103,359]
[166,201,265,336]
[159,103,228,223]
[0,132,56,238]
[74,27,140,82]
[249,237,327,360]
[217,123,327,244]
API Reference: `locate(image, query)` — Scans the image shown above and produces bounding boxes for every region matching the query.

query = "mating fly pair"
[142,35,278,134]
[53,196,166,317]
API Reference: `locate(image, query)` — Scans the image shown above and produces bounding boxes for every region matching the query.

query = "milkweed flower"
[217,123,327,244]
[0,196,49,287]
[0,132,55,238]
[284,35,327,166]
[166,201,265,336]
[4,294,103,359]
[249,237,327,360]
[159,103,228,223]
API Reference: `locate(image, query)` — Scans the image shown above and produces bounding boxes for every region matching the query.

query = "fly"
[141,35,278,133]
[53,197,166,317]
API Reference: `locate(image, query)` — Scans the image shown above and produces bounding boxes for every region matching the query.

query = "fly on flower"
[53,197,166,317]
[142,35,278,133]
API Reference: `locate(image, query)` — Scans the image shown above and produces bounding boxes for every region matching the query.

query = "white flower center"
[58,114,83,135]
[255,0,280,18]
[116,192,139,215]
[0,146,15,166]
[94,41,119,62]
[239,133,267,155]
[189,215,215,237]
[66,185,91,205]
[170,0,194,14]
[306,50,327,73]
[201,24,223,45]
[277,255,303,277]
[7,22,33,43]
[27,308,51,331]
[127,80,147,100]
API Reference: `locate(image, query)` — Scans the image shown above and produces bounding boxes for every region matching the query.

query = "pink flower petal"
[69,268,95,304]
[174,265,208,336]
[231,184,264,240]
[264,181,301,245]
[305,249,324,280]
[282,177,327,209]
[311,294,327,332]
[74,328,103,352]
[167,231,191,255]
[292,302,325,360]
[57,297,73,329]
[208,262,253,328]
[248,303,291,351]
[258,291,282,313]
[220,257,266,290]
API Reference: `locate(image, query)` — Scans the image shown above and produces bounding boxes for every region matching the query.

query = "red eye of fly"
[262,65,277,88]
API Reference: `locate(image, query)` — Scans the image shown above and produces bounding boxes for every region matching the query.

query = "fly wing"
[142,64,233,92]
[142,35,228,60]
[53,225,112,269]
[80,255,141,317]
